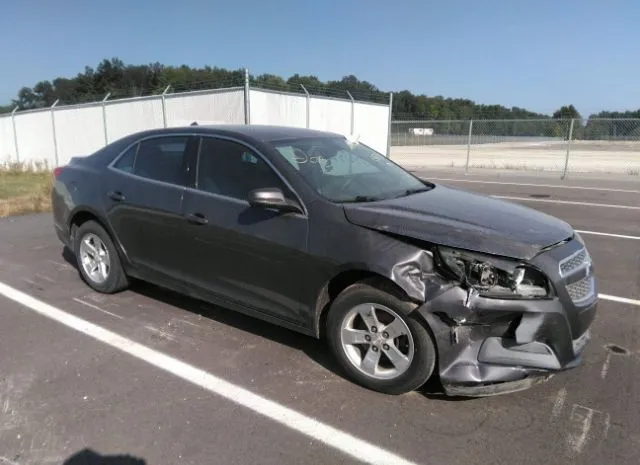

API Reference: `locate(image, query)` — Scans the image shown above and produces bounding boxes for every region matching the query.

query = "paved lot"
[390,140,640,174]
[0,172,639,465]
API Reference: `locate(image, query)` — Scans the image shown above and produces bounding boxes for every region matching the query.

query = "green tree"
[553,105,581,120]
[251,74,288,90]
[1,57,638,141]
[551,105,583,139]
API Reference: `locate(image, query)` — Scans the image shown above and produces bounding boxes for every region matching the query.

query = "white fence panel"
[104,96,164,142]
[0,116,15,162]
[165,89,245,126]
[354,102,390,155]
[309,97,352,135]
[54,104,105,165]
[14,111,55,167]
[249,89,306,127]
[3,86,390,167]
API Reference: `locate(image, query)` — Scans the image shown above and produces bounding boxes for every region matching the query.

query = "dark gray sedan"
[51,124,597,396]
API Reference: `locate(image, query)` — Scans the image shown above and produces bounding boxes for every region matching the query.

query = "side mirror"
[248,187,302,213]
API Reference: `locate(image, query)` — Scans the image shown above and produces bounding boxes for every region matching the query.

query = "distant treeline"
[1,58,638,140]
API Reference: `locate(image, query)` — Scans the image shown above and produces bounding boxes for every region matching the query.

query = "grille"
[566,275,595,303]
[559,249,589,276]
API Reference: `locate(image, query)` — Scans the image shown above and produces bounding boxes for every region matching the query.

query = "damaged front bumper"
[380,225,597,397]
[416,284,597,396]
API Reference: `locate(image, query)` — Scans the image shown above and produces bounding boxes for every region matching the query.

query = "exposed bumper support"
[415,285,597,397]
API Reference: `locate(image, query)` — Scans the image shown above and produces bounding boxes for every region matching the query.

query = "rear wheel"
[326,280,437,395]
[73,220,128,294]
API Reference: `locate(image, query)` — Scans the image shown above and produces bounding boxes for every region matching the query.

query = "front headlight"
[436,247,551,299]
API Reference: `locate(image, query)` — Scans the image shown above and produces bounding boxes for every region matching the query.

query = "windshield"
[271,137,431,202]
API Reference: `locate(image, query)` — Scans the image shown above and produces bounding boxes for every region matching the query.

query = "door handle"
[185,212,208,225]
[107,191,125,202]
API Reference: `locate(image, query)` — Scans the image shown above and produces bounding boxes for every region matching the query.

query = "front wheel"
[326,280,437,395]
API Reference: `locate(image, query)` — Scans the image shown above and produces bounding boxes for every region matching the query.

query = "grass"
[0,160,54,217]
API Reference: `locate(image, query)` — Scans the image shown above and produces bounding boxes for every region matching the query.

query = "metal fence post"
[386,92,393,158]
[51,99,60,167]
[10,106,19,163]
[346,90,355,134]
[465,119,474,173]
[161,85,171,128]
[244,68,251,124]
[300,84,310,128]
[102,93,111,145]
[561,118,575,180]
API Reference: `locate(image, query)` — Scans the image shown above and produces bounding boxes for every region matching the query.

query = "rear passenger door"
[105,134,198,282]
[178,135,310,326]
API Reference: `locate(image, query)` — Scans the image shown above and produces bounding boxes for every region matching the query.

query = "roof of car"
[131,124,341,143]
[194,124,343,142]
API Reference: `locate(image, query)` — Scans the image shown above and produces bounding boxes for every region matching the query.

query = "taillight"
[53,167,63,177]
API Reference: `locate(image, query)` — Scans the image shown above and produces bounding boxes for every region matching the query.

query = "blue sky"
[0,0,638,116]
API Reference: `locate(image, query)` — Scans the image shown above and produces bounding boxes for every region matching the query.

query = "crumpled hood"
[343,185,574,260]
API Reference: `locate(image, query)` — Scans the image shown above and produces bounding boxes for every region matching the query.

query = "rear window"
[113,144,137,173]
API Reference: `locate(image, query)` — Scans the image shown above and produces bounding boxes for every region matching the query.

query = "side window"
[113,144,138,173]
[132,136,190,185]
[197,137,290,200]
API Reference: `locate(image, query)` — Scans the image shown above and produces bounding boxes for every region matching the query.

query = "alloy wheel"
[340,303,415,380]
[79,233,111,284]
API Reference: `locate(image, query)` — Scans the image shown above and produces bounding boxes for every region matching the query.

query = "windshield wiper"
[339,195,382,203]
[394,187,433,198]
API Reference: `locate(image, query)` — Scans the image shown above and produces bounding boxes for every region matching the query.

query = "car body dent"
[400,237,596,396]
[342,185,574,260]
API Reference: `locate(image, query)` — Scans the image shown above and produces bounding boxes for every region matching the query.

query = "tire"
[326,279,436,395]
[73,220,129,294]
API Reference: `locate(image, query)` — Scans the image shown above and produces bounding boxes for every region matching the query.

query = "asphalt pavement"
[0,171,638,465]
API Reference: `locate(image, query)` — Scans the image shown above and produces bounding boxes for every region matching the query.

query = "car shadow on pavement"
[63,448,146,464]
[61,247,344,381]
[61,247,453,398]
[136,277,343,373]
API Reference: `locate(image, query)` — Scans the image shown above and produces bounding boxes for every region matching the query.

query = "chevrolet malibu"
[51,125,597,396]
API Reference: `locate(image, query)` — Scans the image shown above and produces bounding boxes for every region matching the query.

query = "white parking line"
[72,297,124,319]
[492,196,640,210]
[566,404,596,455]
[601,352,611,380]
[576,230,640,241]
[430,178,640,194]
[551,388,567,420]
[0,281,420,465]
[599,294,640,307]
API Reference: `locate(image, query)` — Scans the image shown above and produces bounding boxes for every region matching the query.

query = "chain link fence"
[390,118,640,178]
